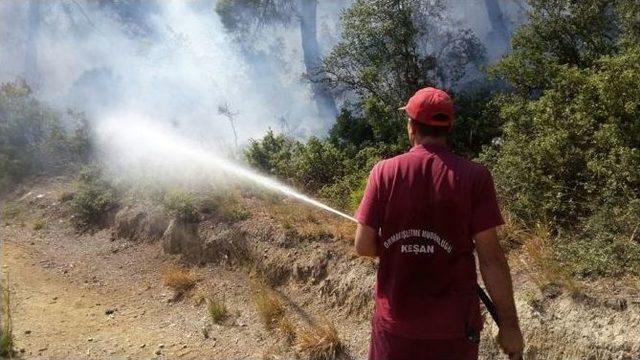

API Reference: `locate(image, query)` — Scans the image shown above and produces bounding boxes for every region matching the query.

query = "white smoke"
[0,0,346,149]
[0,0,524,191]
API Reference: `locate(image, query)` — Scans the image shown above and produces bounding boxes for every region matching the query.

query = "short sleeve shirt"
[355,144,503,339]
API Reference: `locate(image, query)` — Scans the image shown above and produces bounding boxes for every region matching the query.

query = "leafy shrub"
[556,204,640,277]
[246,132,348,194]
[244,129,300,181]
[163,190,199,223]
[483,30,640,277]
[290,137,345,193]
[0,80,91,189]
[70,167,117,230]
[484,47,640,225]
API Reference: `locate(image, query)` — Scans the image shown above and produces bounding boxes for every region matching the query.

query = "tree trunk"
[298,0,337,120]
[25,0,41,87]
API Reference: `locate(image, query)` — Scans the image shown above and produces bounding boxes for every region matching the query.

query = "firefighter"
[354,87,524,360]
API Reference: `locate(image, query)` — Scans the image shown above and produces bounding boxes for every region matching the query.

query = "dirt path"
[1,198,368,360]
[1,220,296,360]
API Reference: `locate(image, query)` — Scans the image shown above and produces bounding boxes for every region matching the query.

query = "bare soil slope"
[1,177,639,359]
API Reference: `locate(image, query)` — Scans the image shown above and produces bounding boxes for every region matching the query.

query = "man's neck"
[413,136,447,147]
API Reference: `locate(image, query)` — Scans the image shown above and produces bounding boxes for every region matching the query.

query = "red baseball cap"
[399,87,454,127]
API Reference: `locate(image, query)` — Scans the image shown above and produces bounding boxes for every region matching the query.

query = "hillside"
[1,175,638,360]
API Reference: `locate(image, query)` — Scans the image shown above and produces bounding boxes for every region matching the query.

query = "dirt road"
[2,222,332,360]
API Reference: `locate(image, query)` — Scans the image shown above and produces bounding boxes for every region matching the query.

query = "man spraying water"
[353,87,524,360]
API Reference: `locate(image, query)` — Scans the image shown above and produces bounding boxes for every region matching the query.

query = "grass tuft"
[0,279,14,358]
[1,201,21,222]
[521,224,581,294]
[207,295,229,324]
[33,218,45,230]
[162,265,198,296]
[252,282,285,329]
[278,316,297,345]
[295,321,342,360]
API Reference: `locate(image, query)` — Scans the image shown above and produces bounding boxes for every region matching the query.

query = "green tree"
[0,80,91,189]
[492,0,637,97]
[483,45,640,276]
[323,0,485,149]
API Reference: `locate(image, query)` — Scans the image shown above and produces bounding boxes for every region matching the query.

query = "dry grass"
[498,212,528,252]
[1,201,22,226]
[295,321,342,360]
[252,282,285,329]
[251,280,299,347]
[161,265,198,296]
[0,278,14,358]
[277,316,297,345]
[266,200,354,242]
[480,319,614,360]
[520,224,581,294]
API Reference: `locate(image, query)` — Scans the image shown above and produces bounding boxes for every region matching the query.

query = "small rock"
[202,324,211,339]
[158,344,165,349]
[140,344,146,348]
[88,337,94,342]
[604,298,628,311]
[541,282,562,299]
[52,296,58,301]
[105,308,117,315]
[155,349,162,355]
[181,344,187,349]
[24,330,32,335]
[38,346,48,352]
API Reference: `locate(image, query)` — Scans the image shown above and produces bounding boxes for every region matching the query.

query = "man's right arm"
[353,162,383,257]
[475,227,524,359]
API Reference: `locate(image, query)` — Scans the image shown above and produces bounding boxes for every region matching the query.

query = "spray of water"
[97,113,358,223]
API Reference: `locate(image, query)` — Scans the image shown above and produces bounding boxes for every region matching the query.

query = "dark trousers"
[368,323,479,360]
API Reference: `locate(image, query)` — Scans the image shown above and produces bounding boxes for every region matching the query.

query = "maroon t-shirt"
[355,144,504,339]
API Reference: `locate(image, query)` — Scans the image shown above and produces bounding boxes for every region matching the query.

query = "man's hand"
[475,227,524,359]
[498,324,524,359]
